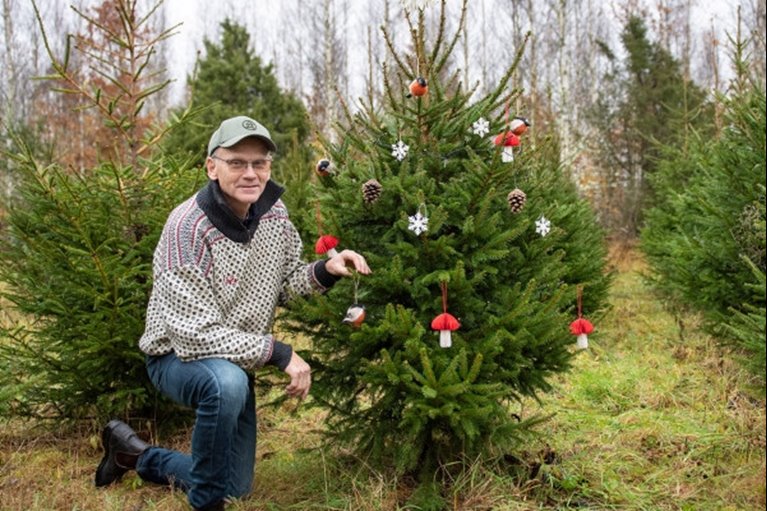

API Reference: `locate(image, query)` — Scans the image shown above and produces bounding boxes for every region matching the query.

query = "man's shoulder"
[166,193,203,223]
[155,193,222,271]
[265,198,290,221]
[163,193,217,239]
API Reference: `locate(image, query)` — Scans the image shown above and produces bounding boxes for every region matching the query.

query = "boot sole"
[94,420,125,487]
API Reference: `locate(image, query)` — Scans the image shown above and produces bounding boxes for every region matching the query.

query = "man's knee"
[200,361,251,411]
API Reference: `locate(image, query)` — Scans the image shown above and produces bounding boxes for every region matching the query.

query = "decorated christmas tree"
[281,1,610,503]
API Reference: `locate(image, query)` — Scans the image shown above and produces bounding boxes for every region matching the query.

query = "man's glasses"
[211,155,273,172]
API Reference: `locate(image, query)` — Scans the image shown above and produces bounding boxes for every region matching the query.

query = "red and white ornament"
[432,313,460,348]
[569,318,594,350]
[343,304,366,328]
[509,116,530,136]
[493,131,520,162]
[431,282,460,348]
[407,77,428,98]
[315,159,333,177]
[569,286,594,350]
[315,234,339,258]
[342,273,366,328]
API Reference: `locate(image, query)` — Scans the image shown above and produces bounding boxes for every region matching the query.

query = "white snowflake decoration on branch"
[407,208,429,235]
[391,140,409,161]
[535,215,551,237]
[471,117,490,137]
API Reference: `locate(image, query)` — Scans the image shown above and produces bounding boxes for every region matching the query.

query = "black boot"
[94,419,151,487]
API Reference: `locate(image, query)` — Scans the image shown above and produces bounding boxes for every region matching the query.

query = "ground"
[1,245,764,510]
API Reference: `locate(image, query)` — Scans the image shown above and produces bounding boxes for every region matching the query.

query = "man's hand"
[284,351,311,399]
[325,249,372,278]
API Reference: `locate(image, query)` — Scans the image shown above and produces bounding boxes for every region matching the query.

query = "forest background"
[2,0,765,235]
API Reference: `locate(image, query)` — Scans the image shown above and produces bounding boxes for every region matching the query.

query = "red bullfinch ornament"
[509,116,530,136]
[343,304,366,328]
[342,272,366,328]
[315,159,333,177]
[407,77,428,97]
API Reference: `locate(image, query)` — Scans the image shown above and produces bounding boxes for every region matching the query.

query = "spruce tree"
[0,0,200,421]
[281,2,611,505]
[641,36,766,381]
[589,15,711,235]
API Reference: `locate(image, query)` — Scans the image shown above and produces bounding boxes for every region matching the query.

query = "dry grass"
[1,244,765,510]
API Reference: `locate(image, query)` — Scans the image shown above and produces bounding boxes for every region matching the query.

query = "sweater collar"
[196,179,285,243]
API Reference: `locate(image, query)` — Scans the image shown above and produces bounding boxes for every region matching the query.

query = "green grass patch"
[1,248,764,510]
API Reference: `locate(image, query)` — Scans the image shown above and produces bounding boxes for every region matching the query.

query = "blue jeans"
[137,353,256,509]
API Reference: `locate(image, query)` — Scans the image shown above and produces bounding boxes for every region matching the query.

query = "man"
[95,116,371,510]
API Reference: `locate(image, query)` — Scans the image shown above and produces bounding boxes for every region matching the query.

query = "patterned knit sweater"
[139,179,337,370]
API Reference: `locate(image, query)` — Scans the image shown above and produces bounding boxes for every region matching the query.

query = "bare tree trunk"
[682,0,692,81]
[747,0,766,86]
[525,0,538,123]
[323,0,337,137]
[462,10,469,89]
[555,0,574,166]
[480,0,488,93]
[2,0,19,123]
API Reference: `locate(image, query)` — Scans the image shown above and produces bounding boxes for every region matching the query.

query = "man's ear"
[206,157,218,180]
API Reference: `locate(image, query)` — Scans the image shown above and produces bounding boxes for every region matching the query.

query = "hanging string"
[440,281,448,313]
[504,99,510,131]
[576,285,583,319]
[352,271,360,303]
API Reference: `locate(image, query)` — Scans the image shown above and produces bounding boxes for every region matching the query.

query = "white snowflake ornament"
[471,117,490,137]
[535,215,551,237]
[407,206,429,235]
[391,140,409,161]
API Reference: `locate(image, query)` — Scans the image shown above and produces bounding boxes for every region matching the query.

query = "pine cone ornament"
[507,188,527,213]
[362,179,383,204]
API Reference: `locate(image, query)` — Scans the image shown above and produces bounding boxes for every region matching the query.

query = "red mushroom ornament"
[569,318,594,350]
[431,312,460,348]
[315,234,339,258]
[569,286,594,350]
[431,282,460,348]
[493,131,520,162]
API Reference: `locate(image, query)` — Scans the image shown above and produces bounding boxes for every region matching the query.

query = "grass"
[1,246,765,510]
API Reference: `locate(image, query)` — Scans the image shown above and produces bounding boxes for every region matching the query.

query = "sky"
[158,0,740,104]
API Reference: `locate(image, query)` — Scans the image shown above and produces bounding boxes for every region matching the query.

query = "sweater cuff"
[267,340,293,371]
[313,259,341,289]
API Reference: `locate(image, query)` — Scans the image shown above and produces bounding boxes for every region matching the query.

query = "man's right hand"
[284,351,311,399]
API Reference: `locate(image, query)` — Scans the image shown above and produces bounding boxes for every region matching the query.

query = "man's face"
[206,137,273,218]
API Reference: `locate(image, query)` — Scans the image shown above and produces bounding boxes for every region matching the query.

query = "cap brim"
[214,134,277,154]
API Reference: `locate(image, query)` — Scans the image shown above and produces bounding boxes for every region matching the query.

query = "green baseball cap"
[207,116,277,156]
